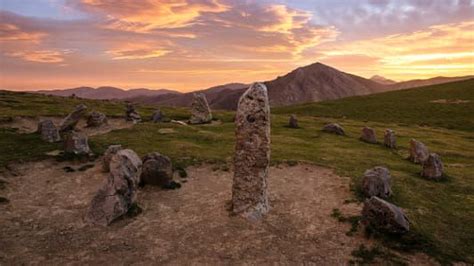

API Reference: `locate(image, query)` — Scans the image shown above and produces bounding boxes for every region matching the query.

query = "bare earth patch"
[0,160,435,264]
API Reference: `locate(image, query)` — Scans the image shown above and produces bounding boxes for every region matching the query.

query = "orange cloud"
[0,23,46,42]
[6,50,71,63]
[106,43,171,60]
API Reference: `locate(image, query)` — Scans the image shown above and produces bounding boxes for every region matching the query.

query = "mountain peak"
[370,75,396,85]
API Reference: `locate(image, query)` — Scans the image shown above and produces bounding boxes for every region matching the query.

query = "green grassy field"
[0,80,473,263]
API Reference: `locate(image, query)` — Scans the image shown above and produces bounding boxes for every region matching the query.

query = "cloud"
[0,23,46,42]
[6,49,71,63]
[106,43,171,59]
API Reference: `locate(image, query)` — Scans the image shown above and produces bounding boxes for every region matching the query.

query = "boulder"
[322,123,345,136]
[125,103,141,123]
[360,127,377,143]
[87,111,107,127]
[189,93,212,124]
[63,131,91,155]
[102,145,123,172]
[384,129,396,148]
[409,139,429,164]
[151,109,163,123]
[37,119,61,143]
[86,149,142,226]
[288,115,299,128]
[362,196,409,234]
[140,152,173,187]
[232,83,270,220]
[361,167,392,199]
[59,104,87,131]
[421,153,444,180]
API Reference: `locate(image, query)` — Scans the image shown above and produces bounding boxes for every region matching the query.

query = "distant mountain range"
[31,62,473,109]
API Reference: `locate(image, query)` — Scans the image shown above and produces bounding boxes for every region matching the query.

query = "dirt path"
[0,160,435,264]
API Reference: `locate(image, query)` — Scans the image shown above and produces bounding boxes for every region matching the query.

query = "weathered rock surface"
[362,196,409,234]
[87,111,108,127]
[422,153,444,180]
[360,127,377,143]
[288,115,298,128]
[125,103,141,123]
[140,152,173,187]
[102,145,123,172]
[409,139,429,164]
[232,82,270,220]
[151,109,163,123]
[63,131,91,155]
[384,129,396,148]
[189,93,212,124]
[361,167,392,199]
[86,149,142,226]
[37,119,60,143]
[322,123,345,135]
[59,104,87,131]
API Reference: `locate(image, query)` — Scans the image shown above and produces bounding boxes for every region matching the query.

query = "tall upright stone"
[288,114,299,128]
[125,103,141,123]
[360,126,377,144]
[384,129,397,149]
[151,109,163,123]
[189,93,212,124]
[64,131,91,155]
[232,82,270,220]
[422,153,444,180]
[87,111,108,127]
[37,119,61,143]
[102,144,123,172]
[59,104,87,131]
[409,139,429,164]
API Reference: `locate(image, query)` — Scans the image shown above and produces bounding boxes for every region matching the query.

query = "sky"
[0,0,473,91]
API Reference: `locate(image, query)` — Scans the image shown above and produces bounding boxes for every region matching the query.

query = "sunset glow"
[1,0,473,91]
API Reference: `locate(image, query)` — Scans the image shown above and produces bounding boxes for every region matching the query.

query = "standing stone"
[151,109,163,123]
[189,93,212,124]
[37,119,61,143]
[361,166,392,199]
[125,103,141,123]
[87,111,108,127]
[362,196,410,234]
[102,145,123,172]
[140,152,173,187]
[59,104,87,131]
[409,139,429,164]
[384,129,397,149]
[232,82,270,220]
[360,126,377,143]
[64,131,90,155]
[86,149,142,226]
[288,115,299,128]
[322,123,345,136]
[421,153,444,180]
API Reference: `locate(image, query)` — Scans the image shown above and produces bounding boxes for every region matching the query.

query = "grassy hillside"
[274,78,474,131]
[0,82,473,263]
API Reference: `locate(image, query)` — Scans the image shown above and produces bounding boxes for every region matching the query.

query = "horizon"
[1,0,473,92]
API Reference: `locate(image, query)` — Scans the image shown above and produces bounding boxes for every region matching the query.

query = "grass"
[0,81,473,263]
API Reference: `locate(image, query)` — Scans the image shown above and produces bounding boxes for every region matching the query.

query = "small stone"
[102,145,123,172]
[189,93,212,124]
[140,152,173,187]
[288,115,298,128]
[87,111,107,127]
[63,131,90,155]
[125,103,141,123]
[421,153,444,180]
[360,127,377,143]
[384,129,396,148]
[59,104,87,132]
[151,109,163,123]
[361,166,392,199]
[409,139,429,164]
[322,123,345,136]
[158,128,175,134]
[362,196,409,234]
[37,119,61,143]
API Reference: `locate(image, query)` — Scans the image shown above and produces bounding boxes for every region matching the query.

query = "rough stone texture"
[189,93,212,124]
[151,109,163,123]
[102,145,123,172]
[421,153,444,180]
[87,111,108,127]
[86,149,142,226]
[288,115,298,128]
[384,129,397,148]
[362,196,409,234]
[232,82,270,220]
[125,103,141,123]
[361,167,392,199]
[63,131,91,155]
[37,119,60,143]
[322,123,345,136]
[360,127,377,143]
[59,104,87,131]
[409,139,429,164]
[140,152,173,187]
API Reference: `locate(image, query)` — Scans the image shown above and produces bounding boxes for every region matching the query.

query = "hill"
[370,75,396,85]
[35,86,181,100]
